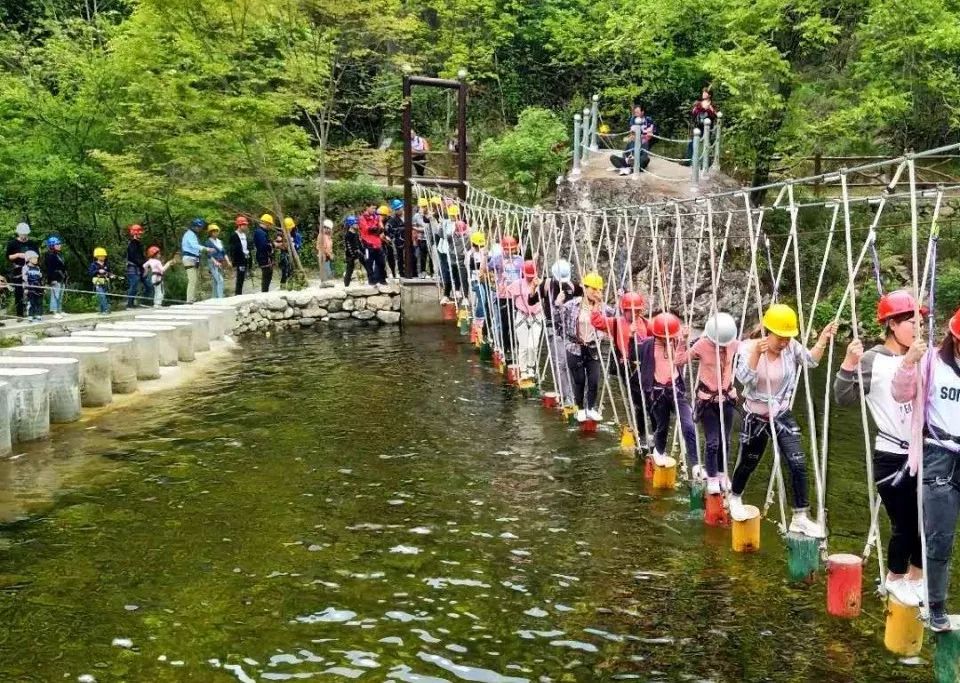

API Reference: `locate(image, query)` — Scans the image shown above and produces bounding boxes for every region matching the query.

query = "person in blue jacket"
[254,214,275,292]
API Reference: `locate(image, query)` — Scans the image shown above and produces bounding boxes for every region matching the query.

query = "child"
[206,224,229,299]
[44,236,67,319]
[632,312,697,472]
[317,219,334,281]
[22,251,43,322]
[728,303,836,537]
[343,215,364,287]
[274,232,291,287]
[144,246,176,308]
[89,247,112,315]
[689,312,739,493]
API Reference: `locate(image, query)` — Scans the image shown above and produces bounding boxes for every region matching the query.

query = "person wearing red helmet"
[358,204,387,285]
[488,236,523,364]
[230,216,251,294]
[143,245,177,308]
[630,312,698,473]
[507,260,544,381]
[892,305,960,631]
[125,223,152,308]
[834,290,926,607]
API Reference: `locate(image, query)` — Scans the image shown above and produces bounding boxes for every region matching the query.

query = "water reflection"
[0,328,938,681]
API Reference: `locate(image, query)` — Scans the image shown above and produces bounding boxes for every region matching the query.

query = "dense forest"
[0,0,959,302]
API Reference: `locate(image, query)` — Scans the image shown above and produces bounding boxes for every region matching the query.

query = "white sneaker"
[886,577,921,607]
[907,578,926,605]
[618,168,630,176]
[788,510,825,538]
[440,296,451,305]
[706,477,721,495]
[586,409,602,422]
[720,475,732,492]
[691,465,707,481]
[575,410,587,423]
[652,450,668,467]
[728,494,749,521]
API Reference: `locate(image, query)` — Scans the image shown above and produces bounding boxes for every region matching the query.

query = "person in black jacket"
[125,224,152,308]
[230,215,251,295]
[6,222,40,320]
[343,215,364,287]
[44,236,67,318]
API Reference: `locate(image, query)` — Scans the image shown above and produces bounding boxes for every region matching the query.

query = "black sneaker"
[930,610,953,632]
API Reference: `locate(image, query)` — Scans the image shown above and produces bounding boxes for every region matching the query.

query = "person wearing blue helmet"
[342,215,364,287]
[385,199,405,279]
[181,217,215,302]
[44,236,67,318]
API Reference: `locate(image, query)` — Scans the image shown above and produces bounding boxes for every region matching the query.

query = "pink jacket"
[507,278,542,318]
[653,338,689,384]
[690,337,739,400]
[890,354,927,475]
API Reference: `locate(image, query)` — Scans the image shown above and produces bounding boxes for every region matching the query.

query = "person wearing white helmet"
[6,222,39,320]
[316,219,335,281]
[688,312,740,494]
[529,259,582,407]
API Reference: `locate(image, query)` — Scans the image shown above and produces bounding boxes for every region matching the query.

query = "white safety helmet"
[703,312,738,346]
[551,259,572,283]
[23,250,38,260]
[487,243,503,260]
[15,222,30,236]
[322,219,334,230]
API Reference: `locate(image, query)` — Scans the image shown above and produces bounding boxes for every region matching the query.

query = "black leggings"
[875,450,923,574]
[260,266,273,293]
[567,349,601,410]
[647,383,698,469]
[498,299,515,362]
[731,410,809,509]
[235,266,246,295]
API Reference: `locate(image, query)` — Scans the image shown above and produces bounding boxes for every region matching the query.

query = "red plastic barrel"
[505,365,520,384]
[704,493,730,527]
[580,419,597,434]
[644,457,654,480]
[492,352,503,370]
[541,392,558,408]
[442,302,457,321]
[826,553,862,618]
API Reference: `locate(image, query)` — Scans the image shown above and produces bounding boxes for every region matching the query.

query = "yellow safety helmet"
[762,303,800,338]
[93,247,107,258]
[418,197,429,208]
[447,205,460,218]
[377,205,390,217]
[582,272,604,291]
[470,232,486,247]
[207,223,221,233]
[283,217,296,231]
[260,214,275,226]
[429,195,443,206]
[599,123,611,135]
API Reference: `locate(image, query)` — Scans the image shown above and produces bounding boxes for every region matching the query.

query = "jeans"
[126,267,153,307]
[95,285,109,313]
[235,266,246,295]
[279,255,292,286]
[49,281,64,314]
[514,315,543,379]
[547,326,574,406]
[365,247,386,285]
[153,282,164,308]
[260,266,273,293]
[27,290,42,318]
[731,410,809,509]
[471,281,487,321]
[438,252,453,298]
[417,241,431,276]
[874,450,922,575]
[567,348,601,411]
[647,381,698,468]
[698,399,735,477]
[922,445,960,608]
[209,264,224,299]
[321,260,334,281]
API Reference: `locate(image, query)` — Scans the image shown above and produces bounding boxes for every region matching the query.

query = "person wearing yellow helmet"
[89,247,113,314]
[465,231,489,336]
[727,303,837,537]
[254,214,276,292]
[384,200,405,279]
[557,271,607,422]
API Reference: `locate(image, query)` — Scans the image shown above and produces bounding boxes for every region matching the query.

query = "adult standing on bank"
[125,224,152,308]
[254,214,276,292]
[181,217,213,303]
[230,215,251,295]
[6,223,39,320]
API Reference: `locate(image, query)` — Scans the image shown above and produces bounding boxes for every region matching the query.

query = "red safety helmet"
[950,307,960,339]
[877,289,927,323]
[128,224,144,236]
[620,292,646,313]
[146,245,160,258]
[650,312,682,339]
[455,220,468,235]
[522,260,536,279]
[501,236,518,252]
[235,215,249,227]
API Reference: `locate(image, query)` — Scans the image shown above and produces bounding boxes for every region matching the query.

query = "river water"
[0,327,942,681]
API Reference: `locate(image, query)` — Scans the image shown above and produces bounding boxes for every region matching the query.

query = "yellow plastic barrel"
[731,504,761,553]
[652,456,677,489]
[884,596,923,657]
[620,426,636,451]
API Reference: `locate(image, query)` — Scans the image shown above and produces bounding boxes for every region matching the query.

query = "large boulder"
[352,310,376,320]
[346,284,378,297]
[376,311,401,325]
[378,283,401,295]
[365,295,392,311]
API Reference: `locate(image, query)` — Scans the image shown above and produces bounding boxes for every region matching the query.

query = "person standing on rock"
[358,204,387,286]
[182,217,214,303]
[206,224,229,299]
[6,222,39,320]
[342,215,364,287]
[230,215,251,295]
[317,219,334,281]
[254,214,276,293]
[125,224,152,308]
[44,236,67,319]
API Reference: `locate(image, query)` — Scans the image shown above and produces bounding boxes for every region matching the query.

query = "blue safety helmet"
[390,199,404,212]
[46,236,62,248]
[191,217,206,229]
[344,215,358,227]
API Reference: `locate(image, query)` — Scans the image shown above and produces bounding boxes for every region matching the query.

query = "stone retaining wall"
[232,284,402,334]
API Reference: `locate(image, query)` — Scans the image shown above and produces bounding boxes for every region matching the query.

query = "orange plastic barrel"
[505,365,520,384]
[731,504,761,553]
[826,553,862,618]
[580,419,597,435]
[442,302,457,321]
[652,456,677,489]
[704,493,730,527]
[644,457,654,480]
[541,392,558,408]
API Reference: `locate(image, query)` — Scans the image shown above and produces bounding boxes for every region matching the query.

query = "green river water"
[0,326,949,682]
